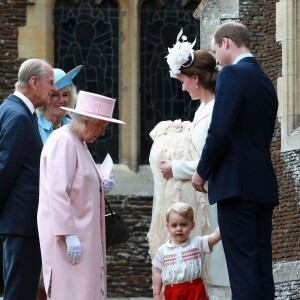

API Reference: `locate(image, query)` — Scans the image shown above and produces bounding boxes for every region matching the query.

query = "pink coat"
[38,125,107,300]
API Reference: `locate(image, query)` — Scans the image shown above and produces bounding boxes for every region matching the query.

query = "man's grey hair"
[15,58,51,89]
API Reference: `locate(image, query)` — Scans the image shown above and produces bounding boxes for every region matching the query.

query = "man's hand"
[192,172,207,193]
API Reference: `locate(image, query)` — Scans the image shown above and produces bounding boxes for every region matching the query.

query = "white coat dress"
[148,100,230,291]
[38,125,107,300]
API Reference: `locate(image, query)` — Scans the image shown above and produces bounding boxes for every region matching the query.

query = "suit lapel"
[7,95,44,147]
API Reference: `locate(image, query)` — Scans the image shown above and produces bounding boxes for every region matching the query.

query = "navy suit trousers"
[217,197,275,300]
[2,235,41,300]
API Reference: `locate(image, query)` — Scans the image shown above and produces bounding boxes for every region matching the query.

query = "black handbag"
[105,198,129,248]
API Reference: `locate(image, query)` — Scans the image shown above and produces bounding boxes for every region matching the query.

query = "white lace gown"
[148,100,231,298]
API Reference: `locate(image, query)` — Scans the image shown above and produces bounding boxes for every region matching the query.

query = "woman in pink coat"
[37,91,125,300]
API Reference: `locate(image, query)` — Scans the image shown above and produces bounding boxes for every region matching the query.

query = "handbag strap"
[79,139,116,221]
[105,198,116,218]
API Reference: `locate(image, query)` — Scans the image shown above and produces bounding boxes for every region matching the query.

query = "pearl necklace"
[68,125,87,148]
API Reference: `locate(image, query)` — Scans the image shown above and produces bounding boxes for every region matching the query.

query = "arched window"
[140,0,201,164]
[54,0,120,162]
[18,0,203,176]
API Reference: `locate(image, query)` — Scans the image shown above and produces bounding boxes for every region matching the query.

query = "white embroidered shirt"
[152,236,210,285]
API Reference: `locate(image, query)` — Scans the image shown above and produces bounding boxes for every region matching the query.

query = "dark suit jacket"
[0,94,43,237]
[197,57,279,205]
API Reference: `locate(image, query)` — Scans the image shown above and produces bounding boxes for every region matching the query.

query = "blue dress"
[37,115,71,144]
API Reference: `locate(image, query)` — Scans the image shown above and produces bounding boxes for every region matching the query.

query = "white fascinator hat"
[165,28,196,78]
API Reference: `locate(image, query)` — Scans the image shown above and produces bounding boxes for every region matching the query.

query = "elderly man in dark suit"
[0,58,56,300]
[192,22,278,300]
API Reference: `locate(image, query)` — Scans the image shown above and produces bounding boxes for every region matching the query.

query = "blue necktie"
[32,111,38,124]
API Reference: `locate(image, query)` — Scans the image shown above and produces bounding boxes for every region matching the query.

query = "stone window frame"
[276,0,300,152]
[17,0,141,169]
[16,0,154,196]
[15,0,199,196]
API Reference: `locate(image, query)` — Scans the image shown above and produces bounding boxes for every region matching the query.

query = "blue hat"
[54,65,82,90]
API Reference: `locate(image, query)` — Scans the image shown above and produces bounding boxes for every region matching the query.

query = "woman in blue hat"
[36,65,82,143]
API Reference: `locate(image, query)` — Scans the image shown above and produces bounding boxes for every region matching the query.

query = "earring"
[196,84,198,89]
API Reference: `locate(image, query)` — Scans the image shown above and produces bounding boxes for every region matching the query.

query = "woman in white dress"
[147,29,231,299]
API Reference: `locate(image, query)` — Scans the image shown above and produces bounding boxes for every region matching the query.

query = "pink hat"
[61,90,125,124]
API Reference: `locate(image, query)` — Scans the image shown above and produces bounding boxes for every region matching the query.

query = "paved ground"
[0,298,152,300]
[0,296,152,299]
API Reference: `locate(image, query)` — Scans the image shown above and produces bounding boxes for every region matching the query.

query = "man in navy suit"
[192,22,278,299]
[0,58,56,299]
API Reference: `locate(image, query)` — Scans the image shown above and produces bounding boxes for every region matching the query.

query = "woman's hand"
[103,173,116,194]
[160,160,173,179]
[65,235,81,264]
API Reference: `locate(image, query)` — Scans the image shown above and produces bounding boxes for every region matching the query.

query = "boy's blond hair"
[166,202,194,223]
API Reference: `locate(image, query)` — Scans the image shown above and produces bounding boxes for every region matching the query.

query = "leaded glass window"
[54,0,120,163]
[140,0,201,164]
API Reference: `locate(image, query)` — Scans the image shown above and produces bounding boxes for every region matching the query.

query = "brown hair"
[166,202,194,223]
[180,50,218,93]
[214,22,250,49]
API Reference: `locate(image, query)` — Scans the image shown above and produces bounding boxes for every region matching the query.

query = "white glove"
[65,235,81,264]
[103,173,115,194]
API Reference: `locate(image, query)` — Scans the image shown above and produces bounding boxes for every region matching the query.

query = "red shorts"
[164,277,208,300]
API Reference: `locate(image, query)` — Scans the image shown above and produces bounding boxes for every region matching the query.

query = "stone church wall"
[0,2,26,102]
[0,0,299,298]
